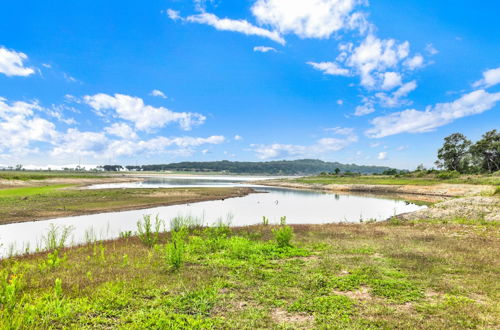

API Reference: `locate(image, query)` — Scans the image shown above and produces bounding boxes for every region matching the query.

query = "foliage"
[470,129,500,173]
[272,217,294,248]
[115,159,393,175]
[165,229,186,270]
[43,224,73,251]
[435,133,472,173]
[136,214,162,247]
[436,130,500,173]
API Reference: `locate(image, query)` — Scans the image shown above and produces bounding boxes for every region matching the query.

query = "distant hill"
[129,159,393,175]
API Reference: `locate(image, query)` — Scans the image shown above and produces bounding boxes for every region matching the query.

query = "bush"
[165,229,186,270]
[272,217,294,248]
[437,170,460,180]
[137,214,162,247]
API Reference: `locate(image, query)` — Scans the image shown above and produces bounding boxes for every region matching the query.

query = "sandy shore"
[254,179,499,221]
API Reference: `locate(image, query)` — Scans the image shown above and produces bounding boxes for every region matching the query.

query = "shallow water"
[0,176,426,257]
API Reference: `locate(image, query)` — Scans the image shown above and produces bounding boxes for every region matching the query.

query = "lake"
[0,175,426,257]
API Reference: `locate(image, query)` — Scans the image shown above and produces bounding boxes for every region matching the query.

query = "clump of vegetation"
[43,224,73,251]
[262,216,269,225]
[272,216,294,248]
[136,214,162,247]
[165,229,186,271]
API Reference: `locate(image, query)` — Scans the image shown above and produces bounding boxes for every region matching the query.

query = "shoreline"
[252,179,495,198]
[0,187,255,225]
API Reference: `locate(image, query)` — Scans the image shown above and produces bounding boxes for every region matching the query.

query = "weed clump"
[272,216,294,248]
[137,214,162,247]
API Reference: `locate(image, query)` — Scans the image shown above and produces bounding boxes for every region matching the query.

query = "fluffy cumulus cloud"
[253,127,357,159]
[84,93,206,131]
[366,89,500,138]
[0,98,57,155]
[0,47,35,77]
[253,46,277,53]
[473,67,500,88]
[104,123,138,140]
[184,12,285,45]
[0,95,225,162]
[251,0,366,39]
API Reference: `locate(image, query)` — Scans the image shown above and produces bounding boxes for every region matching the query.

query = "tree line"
[98,159,393,175]
[436,129,499,173]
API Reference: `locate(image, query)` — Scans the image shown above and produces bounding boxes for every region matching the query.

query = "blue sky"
[0,0,499,169]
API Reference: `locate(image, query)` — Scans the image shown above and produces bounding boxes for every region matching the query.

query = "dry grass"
[1,219,499,328]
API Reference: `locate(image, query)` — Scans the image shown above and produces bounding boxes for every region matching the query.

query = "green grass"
[1,219,498,328]
[0,171,108,181]
[0,184,72,198]
[293,174,500,186]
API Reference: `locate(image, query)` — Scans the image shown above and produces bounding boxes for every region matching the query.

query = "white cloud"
[376,80,417,107]
[105,123,138,140]
[343,34,412,88]
[326,126,354,135]
[84,93,206,131]
[0,98,58,155]
[473,67,500,88]
[184,12,285,45]
[150,89,168,99]
[253,46,277,53]
[307,61,350,76]
[253,129,357,159]
[366,89,500,138]
[251,0,366,39]
[0,96,224,162]
[381,72,402,90]
[425,43,438,55]
[404,54,424,70]
[0,47,35,77]
[354,97,375,116]
[337,99,344,105]
[51,129,109,157]
[166,9,181,20]
[377,151,387,160]
[234,135,243,141]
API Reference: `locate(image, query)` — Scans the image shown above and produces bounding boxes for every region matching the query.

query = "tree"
[470,129,500,173]
[334,168,340,175]
[435,133,472,173]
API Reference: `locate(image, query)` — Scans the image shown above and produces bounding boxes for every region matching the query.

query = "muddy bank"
[253,180,495,198]
[397,195,500,221]
[0,187,254,225]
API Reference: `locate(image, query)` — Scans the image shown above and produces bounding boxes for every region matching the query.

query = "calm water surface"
[0,176,426,257]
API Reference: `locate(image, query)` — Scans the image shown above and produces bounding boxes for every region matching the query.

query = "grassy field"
[0,187,252,224]
[0,171,111,181]
[0,185,73,198]
[292,174,500,186]
[1,218,498,329]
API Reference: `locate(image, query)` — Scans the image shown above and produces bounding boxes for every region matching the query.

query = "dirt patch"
[398,196,500,221]
[271,308,314,327]
[334,286,372,301]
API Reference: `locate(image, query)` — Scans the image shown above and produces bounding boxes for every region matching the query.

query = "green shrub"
[165,229,186,270]
[137,214,162,247]
[437,170,460,180]
[272,218,294,248]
